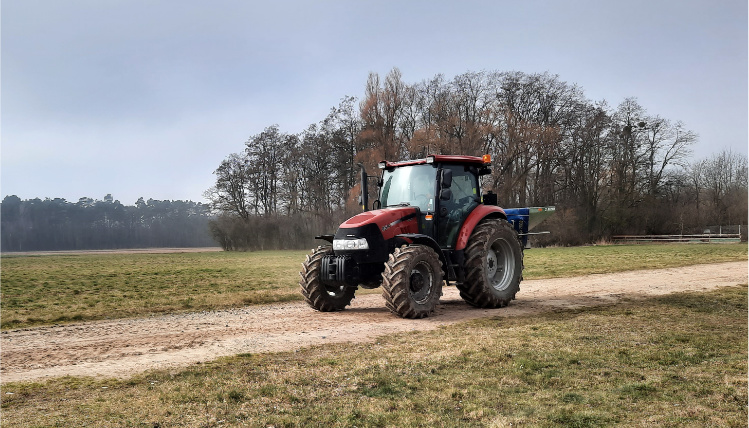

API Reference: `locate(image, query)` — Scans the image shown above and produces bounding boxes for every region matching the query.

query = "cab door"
[436,164,480,248]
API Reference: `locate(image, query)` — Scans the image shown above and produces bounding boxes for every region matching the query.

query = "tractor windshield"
[380,164,436,212]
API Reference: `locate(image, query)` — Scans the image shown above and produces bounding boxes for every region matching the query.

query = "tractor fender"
[395,233,449,276]
[454,205,507,251]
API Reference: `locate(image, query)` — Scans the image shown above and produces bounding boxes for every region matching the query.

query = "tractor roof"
[379,154,490,169]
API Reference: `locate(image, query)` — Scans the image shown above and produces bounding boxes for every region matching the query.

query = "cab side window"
[438,164,479,247]
[450,172,478,202]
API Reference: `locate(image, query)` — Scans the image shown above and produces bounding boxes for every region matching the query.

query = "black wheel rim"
[409,260,434,304]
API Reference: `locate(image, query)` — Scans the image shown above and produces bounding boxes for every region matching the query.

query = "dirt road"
[2,261,746,384]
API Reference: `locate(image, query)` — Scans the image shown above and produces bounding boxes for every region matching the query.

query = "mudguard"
[454,205,507,250]
[455,205,556,250]
[396,233,449,268]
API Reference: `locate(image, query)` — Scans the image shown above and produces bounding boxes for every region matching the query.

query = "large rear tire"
[300,246,356,312]
[381,245,443,319]
[458,219,523,308]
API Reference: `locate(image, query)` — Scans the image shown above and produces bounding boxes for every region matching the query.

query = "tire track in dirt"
[1,261,746,383]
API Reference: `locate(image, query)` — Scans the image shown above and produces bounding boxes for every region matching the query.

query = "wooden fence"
[612,234,742,244]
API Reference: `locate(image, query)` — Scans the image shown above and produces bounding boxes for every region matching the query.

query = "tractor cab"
[376,156,486,249]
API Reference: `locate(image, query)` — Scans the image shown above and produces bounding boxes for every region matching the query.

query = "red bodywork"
[454,205,506,250]
[340,206,419,240]
[340,205,506,250]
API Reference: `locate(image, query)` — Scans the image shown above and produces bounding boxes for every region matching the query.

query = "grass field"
[1,243,747,329]
[2,285,746,426]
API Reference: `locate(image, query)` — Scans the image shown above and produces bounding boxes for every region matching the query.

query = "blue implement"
[504,206,556,248]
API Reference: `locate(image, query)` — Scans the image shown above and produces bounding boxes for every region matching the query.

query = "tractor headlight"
[333,238,369,251]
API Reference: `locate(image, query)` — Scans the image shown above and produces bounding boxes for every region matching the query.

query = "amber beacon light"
[482,154,491,164]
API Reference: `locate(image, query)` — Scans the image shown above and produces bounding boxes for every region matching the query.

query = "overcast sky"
[2,0,747,204]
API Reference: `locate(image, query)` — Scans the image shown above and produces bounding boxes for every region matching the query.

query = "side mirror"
[439,188,452,201]
[440,169,452,189]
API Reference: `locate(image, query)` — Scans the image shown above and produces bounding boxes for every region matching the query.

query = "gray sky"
[3,0,747,204]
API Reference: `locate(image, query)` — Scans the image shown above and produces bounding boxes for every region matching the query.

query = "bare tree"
[699,149,748,226]
[358,68,407,164]
[204,152,251,220]
[642,117,696,195]
[245,125,288,216]
[205,68,715,248]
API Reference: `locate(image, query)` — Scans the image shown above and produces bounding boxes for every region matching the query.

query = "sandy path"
[1,261,746,384]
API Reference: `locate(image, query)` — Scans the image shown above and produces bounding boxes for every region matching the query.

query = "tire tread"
[299,246,355,311]
[458,219,523,308]
[381,245,443,319]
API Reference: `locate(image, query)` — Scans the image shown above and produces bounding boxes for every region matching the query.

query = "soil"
[1,261,746,384]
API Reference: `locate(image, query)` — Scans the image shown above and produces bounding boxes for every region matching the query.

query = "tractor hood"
[337,206,419,242]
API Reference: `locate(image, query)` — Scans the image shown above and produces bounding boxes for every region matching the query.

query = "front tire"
[300,246,356,312]
[458,219,523,308]
[381,245,443,319]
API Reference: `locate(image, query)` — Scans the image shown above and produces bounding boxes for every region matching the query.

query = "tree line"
[1,195,215,251]
[207,68,747,250]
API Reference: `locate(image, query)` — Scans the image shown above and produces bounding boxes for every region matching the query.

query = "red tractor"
[299,154,553,318]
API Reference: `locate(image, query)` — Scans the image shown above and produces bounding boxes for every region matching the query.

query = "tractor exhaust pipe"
[357,163,368,211]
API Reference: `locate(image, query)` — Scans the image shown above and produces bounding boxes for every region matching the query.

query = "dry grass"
[523,243,747,279]
[0,250,308,329]
[1,243,746,329]
[2,285,746,427]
